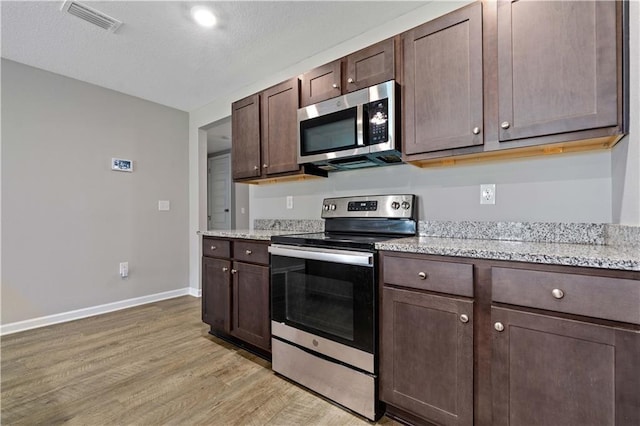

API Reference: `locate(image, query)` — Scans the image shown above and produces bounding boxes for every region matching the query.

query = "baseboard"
[188,287,202,297]
[0,287,198,336]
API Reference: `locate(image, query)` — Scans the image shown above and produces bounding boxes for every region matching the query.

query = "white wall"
[250,151,612,223]
[1,59,189,324]
[611,0,640,225]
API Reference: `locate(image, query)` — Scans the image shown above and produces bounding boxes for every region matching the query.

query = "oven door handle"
[268,244,374,267]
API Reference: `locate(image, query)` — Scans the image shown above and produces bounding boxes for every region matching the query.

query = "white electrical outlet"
[480,184,496,205]
[286,196,293,209]
[119,262,129,278]
[158,200,170,211]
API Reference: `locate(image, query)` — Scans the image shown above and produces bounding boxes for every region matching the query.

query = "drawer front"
[202,238,230,258]
[492,267,640,325]
[383,255,473,297]
[234,241,269,265]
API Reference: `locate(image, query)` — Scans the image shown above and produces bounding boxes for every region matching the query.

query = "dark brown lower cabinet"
[202,256,231,333]
[201,237,271,354]
[380,286,474,426]
[230,261,270,351]
[492,306,640,426]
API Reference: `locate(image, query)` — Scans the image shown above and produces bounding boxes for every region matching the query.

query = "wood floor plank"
[1,296,400,425]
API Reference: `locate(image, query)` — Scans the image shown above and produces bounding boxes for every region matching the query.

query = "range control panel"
[322,194,415,219]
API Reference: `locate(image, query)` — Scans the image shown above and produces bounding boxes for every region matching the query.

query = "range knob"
[323,204,330,211]
[391,201,400,210]
[329,204,337,211]
[401,201,411,210]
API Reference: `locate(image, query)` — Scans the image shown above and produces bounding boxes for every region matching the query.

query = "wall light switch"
[158,200,170,211]
[120,262,129,278]
[286,196,294,209]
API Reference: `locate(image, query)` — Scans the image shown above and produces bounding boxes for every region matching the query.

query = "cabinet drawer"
[234,241,269,265]
[492,267,640,325]
[383,255,473,297]
[203,238,230,258]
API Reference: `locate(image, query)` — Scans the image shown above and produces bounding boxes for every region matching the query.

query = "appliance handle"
[268,244,374,267]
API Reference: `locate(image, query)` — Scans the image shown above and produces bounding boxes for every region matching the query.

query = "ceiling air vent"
[61,1,123,33]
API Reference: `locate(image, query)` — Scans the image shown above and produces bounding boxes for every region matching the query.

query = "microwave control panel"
[367,98,388,144]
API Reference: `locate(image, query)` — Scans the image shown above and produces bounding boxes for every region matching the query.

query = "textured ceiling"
[1,1,426,114]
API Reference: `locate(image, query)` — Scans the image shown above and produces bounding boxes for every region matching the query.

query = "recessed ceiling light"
[191,6,216,28]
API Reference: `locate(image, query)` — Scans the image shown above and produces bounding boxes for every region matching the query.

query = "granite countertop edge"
[376,237,640,272]
[197,230,639,272]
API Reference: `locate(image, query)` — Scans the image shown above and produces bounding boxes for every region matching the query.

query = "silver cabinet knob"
[210,245,216,250]
[253,165,259,170]
[418,272,427,280]
[494,322,505,332]
[222,267,229,272]
[551,288,565,299]
[263,164,268,169]
[460,314,469,323]
[230,269,238,274]
[347,78,354,83]
[472,127,481,135]
[501,121,511,129]
[245,249,252,255]
[332,83,338,89]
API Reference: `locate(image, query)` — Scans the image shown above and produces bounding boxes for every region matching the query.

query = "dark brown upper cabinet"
[231,94,261,180]
[300,37,399,107]
[300,61,342,107]
[260,78,301,176]
[497,0,620,144]
[231,78,327,183]
[403,2,484,156]
[344,37,397,92]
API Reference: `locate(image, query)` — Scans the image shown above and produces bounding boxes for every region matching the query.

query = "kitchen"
[2,0,640,425]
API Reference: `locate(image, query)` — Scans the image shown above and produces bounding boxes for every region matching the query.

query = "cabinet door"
[231,94,261,180]
[230,261,270,351]
[344,38,396,92]
[300,60,342,107]
[403,2,483,154]
[202,257,231,333]
[492,307,640,426]
[261,78,300,176]
[497,0,618,142]
[380,287,474,426]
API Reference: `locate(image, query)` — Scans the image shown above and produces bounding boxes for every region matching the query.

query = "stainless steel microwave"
[297,80,402,171]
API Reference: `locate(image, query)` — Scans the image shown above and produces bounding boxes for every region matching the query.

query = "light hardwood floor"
[1,296,399,425]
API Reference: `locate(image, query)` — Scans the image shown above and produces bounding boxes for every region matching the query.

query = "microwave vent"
[61,1,123,32]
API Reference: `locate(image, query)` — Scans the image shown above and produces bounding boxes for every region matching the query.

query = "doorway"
[207,153,231,230]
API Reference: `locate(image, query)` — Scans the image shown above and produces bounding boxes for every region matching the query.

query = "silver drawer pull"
[472,126,481,135]
[460,314,469,323]
[231,269,238,274]
[494,322,505,332]
[551,288,565,299]
[418,272,427,280]
[210,245,216,250]
[245,249,252,255]
[332,83,339,89]
[222,267,229,272]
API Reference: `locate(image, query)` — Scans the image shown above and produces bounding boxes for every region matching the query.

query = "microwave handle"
[268,244,373,267]
[356,103,365,147]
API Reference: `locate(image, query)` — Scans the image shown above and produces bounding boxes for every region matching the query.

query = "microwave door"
[298,105,367,164]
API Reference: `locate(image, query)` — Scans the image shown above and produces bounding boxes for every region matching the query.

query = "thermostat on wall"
[112,158,133,172]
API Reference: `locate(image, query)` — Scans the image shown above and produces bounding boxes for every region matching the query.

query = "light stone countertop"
[198,221,639,272]
[198,229,300,241]
[376,236,640,272]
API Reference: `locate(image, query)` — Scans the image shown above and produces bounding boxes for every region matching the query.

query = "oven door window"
[271,254,374,353]
[300,107,359,156]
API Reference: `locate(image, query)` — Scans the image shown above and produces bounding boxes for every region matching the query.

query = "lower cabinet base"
[385,404,440,426]
[207,329,271,361]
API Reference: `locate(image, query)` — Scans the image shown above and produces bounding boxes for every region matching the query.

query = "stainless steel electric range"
[268,194,417,420]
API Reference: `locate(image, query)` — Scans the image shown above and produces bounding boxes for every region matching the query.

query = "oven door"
[269,244,376,355]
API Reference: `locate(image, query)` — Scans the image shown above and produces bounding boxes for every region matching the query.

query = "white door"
[208,154,231,230]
